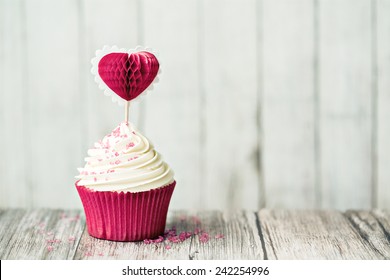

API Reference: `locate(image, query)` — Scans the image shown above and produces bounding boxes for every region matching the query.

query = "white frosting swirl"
[76,122,174,192]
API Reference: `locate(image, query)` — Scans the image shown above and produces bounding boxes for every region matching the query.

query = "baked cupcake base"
[76,181,175,241]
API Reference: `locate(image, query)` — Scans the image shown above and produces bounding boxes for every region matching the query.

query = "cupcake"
[75,46,175,241]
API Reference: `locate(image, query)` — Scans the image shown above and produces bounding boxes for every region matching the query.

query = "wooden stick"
[124,101,130,124]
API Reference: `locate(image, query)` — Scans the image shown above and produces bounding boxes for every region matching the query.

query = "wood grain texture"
[142,0,202,210]
[0,0,29,207]
[372,209,390,240]
[1,209,84,260]
[190,211,264,259]
[344,210,390,258]
[319,0,373,209]
[202,0,260,209]
[75,210,263,260]
[74,211,192,260]
[25,0,82,208]
[262,0,316,208]
[259,209,387,259]
[376,0,390,208]
[1,209,390,259]
[0,209,26,257]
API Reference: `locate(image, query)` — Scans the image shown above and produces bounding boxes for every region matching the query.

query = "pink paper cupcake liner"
[76,181,175,241]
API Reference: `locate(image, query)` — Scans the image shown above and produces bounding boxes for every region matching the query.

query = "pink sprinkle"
[91,171,96,175]
[100,171,104,174]
[114,160,121,165]
[154,236,164,243]
[68,236,75,242]
[143,227,194,246]
[94,177,97,182]
[215,234,224,239]
[165,245,171,250]
[49,239,60,244]
[168,236,180,243]
[164,227,177,238]
[115,152,119,156]
[126,142,135,149]
[84,252,93,257]
[199,232,209,243]
[47,245,54,252]
[98,159,103,162]
[109,169,115,173]
[98,252,104,256]
[112,126,121,137]
[194,227,201,235]
[179,231,192,242]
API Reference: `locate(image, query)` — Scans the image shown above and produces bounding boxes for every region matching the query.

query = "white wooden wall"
[0,0,389,210]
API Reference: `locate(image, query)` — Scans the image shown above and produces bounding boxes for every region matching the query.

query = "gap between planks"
[258,209,390,260]
[0,209,85,260]
[1,209,389,260]
[74,210,263,260]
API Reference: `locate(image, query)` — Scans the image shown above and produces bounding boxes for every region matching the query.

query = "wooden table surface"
[0,209,389,260]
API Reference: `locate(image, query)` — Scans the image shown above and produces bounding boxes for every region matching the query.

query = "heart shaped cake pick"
[91,46,160,106]
[98,51,159,101]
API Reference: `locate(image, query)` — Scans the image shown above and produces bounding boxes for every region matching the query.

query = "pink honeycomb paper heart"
[98,51,159,101]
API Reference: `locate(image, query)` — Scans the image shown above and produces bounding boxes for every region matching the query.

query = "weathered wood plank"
[262,0,317,208]
[74,211,263,259]
[372,209,390,239]
[2,209,390,259]
[344,210,390,258]
[319,0,373,209]
[258,209,384,259]
[74,211,195,260]
[202,0,260,209]
[25,0,83,208]
[142,0,202,210]
[0,0,30,207]
[0,209,26,258]
[190,211,264,260]
[376,0,390,208]
[1,209,84,260]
